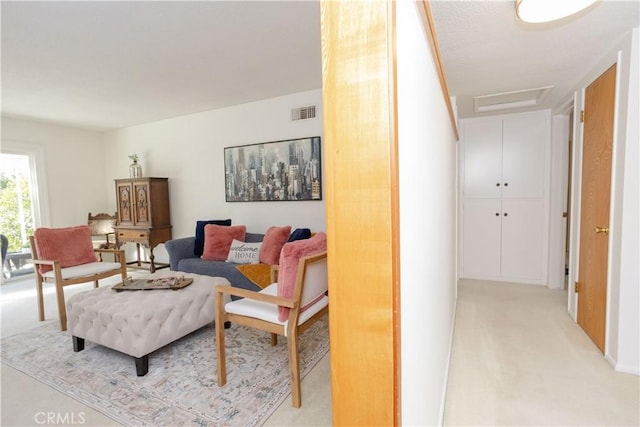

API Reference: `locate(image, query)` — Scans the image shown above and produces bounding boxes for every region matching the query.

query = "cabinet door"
[502,115,547,198]
[132,181,151,226]
[116,182,134,226]
[500,199,545,280]
[463,119,503,198]
[462,199,502,277]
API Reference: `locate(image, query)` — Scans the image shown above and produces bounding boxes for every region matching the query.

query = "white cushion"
[42,261,122,279]
[225,239,261,264]
[225,283,328,326]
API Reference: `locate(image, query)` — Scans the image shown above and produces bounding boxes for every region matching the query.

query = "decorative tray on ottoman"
[112,276,193,292]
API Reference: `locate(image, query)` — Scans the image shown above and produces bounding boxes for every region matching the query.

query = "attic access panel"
[474,86,553,113]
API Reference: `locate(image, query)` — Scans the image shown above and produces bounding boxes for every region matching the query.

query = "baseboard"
[438,292,458,426]
[605,353,617,370]
[615,363,640,375]
[459,274,547,286]
[604,352,640,375]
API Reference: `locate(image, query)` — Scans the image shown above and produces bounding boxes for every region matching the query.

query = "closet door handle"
[496,183,501,187]
[594,226,609,235]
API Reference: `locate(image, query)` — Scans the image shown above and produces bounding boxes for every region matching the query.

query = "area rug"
[0,319,329,426]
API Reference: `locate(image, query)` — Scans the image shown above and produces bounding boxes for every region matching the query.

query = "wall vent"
[291,105,316,121]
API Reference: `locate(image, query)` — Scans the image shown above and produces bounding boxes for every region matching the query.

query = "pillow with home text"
[226,239,262,264]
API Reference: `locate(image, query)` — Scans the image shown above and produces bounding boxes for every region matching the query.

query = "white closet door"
[502,115,547,198]
[462,198,502,277]
[500,199,545,280]
[463,119,503,198]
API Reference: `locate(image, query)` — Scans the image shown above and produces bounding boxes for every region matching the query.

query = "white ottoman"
[66,271,230,376]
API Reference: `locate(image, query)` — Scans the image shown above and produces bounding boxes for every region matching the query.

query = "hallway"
[445,279,639,426]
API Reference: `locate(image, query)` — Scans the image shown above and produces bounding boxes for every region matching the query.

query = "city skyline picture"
[224,136,322,202]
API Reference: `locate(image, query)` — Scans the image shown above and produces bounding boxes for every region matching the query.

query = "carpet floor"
[0,318,329,426]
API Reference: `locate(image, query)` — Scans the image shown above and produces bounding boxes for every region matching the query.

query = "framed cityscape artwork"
[224,136,322,202]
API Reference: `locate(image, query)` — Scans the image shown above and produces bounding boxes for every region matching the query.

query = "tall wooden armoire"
[114,177,172,272]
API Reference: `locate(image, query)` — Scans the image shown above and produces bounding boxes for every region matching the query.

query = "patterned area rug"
[1,319,329,426]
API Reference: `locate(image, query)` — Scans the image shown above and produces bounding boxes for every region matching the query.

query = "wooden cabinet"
[460,111,549,284]
[114,178,171,272]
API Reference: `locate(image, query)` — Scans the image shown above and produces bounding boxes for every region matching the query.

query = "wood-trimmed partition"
[321,1,400,425]
[321,0,458,424]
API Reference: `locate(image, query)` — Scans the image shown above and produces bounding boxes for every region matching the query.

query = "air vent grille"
[291,105,316,121]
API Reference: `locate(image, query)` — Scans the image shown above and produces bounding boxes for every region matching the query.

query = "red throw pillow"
[201,224,246,261]
[277,232,327,322]
[259,225,291,265]
[34,225,97,274]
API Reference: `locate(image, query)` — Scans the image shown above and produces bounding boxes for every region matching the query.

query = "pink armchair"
[30,225,127,331]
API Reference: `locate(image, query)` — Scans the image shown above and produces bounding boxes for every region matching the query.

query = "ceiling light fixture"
[515,0,599,23]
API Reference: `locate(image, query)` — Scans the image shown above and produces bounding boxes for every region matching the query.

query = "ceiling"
[430,0,639,118]
[1,1,638,132]
[1,1,322,131]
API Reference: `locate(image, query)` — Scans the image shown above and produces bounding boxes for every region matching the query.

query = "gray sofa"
[165,232,265,293]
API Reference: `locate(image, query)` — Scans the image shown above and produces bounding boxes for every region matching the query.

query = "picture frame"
[224,136,322,202]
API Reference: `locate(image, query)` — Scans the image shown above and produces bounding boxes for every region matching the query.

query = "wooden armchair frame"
[29,235,127,331]
[88,212,117,260]
[214,251,328,408]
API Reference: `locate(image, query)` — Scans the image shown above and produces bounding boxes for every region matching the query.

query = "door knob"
[593,226,609,235]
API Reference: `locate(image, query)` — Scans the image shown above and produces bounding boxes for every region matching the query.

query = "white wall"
[102,90,326,262]
[614,27,639,374]
[1,116,107,227]
[567,27,639,374]
[397,2,458,425]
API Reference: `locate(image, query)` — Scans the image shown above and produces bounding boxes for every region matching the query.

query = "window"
[1,142,50,279]
[0,153,35,251]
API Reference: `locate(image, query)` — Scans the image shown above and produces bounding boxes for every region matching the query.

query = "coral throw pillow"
[34,225,97,274]
[259,225,291,265]
[201,224,246,261]
[194,219,232,256]
[277,232,327,322]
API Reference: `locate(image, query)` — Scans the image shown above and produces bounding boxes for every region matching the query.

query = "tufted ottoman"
[66,271,230,376]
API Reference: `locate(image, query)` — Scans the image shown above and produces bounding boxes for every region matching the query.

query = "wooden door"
[577,64,616,352]
[115,181,134,226]
[132,181,151,226]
